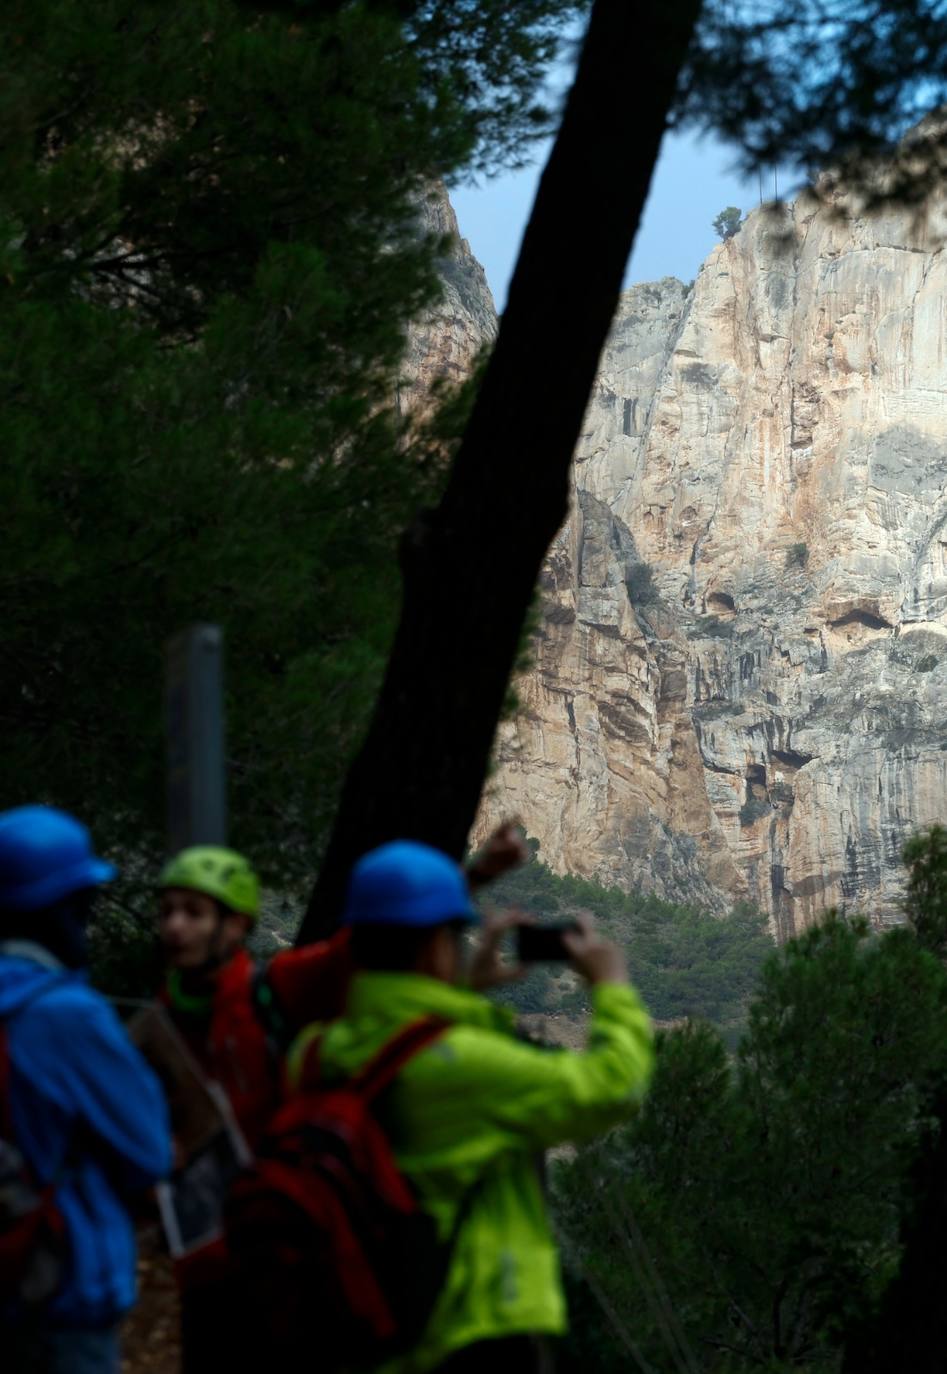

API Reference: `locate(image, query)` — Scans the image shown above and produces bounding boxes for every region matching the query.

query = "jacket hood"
[0,945,68,1017]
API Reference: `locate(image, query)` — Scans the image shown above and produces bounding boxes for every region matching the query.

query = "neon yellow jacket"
[287,971,653,1373]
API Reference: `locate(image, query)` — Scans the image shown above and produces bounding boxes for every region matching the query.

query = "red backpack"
[225,1016,458,1369]
[0,994,64,1307]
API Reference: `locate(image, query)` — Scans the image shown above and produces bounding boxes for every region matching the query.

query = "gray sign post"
[165,624,227,853]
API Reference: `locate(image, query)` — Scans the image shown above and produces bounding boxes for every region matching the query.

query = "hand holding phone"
[558,913,628,986]
[515,922,580,963]
[467,908,531,991]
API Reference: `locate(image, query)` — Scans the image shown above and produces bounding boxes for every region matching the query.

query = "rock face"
[475,193,947,937]
[398,188,497,419]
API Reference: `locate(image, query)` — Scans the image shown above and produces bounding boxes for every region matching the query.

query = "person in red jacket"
[156,845,351,1151]
[154,827,525,1371]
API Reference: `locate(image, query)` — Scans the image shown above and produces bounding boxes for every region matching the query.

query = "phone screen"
[515,922,578,962]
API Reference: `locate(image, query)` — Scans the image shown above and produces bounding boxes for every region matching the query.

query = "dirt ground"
[122,1231,180,1374]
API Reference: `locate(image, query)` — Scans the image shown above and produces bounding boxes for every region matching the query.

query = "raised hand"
[466,821,528,890]
[467,907,531,991]
[562,912,628,986]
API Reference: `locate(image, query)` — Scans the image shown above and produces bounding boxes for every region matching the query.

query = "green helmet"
[158,846,260,921]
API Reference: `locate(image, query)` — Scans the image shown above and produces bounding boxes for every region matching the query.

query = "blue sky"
[452,129,774,309]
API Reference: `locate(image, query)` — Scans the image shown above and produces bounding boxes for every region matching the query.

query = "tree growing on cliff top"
[712,205,742,239]
[0,0,583,879]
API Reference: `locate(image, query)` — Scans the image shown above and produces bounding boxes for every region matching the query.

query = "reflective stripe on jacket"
[287,971,654,1372]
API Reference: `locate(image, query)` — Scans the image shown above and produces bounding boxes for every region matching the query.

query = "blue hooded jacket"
[0,944,171,1327]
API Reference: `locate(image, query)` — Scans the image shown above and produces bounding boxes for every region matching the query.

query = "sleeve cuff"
[591,980,652,1024]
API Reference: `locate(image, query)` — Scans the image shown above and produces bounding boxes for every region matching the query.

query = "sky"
[452,129,777,310]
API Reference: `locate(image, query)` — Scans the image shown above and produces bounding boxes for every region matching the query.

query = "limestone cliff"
[398,188,497,418]
[476,193,947,937]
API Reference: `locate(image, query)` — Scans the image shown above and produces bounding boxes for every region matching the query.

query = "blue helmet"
[0,806,116,913]
[343,841,478,928]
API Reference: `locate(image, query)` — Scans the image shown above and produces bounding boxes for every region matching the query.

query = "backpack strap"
[353,1017,450,1105]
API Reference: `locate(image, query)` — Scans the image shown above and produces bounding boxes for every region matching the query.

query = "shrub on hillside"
[556,914,947,1373]
[481,843,773,1032]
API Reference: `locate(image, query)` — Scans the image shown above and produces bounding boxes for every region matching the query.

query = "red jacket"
[162,930,353,1150]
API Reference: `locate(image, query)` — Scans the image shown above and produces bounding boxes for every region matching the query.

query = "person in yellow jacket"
[286,840,654,1374]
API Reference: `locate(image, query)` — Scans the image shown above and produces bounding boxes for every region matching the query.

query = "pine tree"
[712,205,742,239]
[0,0,582,883]
[556,916,947,1372]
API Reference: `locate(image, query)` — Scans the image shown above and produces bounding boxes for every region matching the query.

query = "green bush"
[690,614,736,638]
[739,791,771,827]
[625,561,658,606]
[786,541,809,569]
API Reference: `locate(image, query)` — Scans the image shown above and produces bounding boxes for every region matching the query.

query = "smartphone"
[516,922,579,962]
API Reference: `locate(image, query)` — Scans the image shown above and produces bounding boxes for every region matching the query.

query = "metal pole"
[164,624,227,853]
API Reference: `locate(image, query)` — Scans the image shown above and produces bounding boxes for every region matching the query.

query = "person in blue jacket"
[0,805,172,1374]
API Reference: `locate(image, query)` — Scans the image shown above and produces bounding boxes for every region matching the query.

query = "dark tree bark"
[299,0,702,942]
[842,1090,947,1374]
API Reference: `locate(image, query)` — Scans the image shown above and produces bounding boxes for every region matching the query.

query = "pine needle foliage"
[0,0,582,884]
[556,909,947,1373]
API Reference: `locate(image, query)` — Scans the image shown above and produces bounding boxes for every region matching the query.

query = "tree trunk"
[299,0,702,942]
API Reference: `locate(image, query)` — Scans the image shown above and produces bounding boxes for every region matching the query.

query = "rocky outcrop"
[398,188,497,418]
[476,192,947,936]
